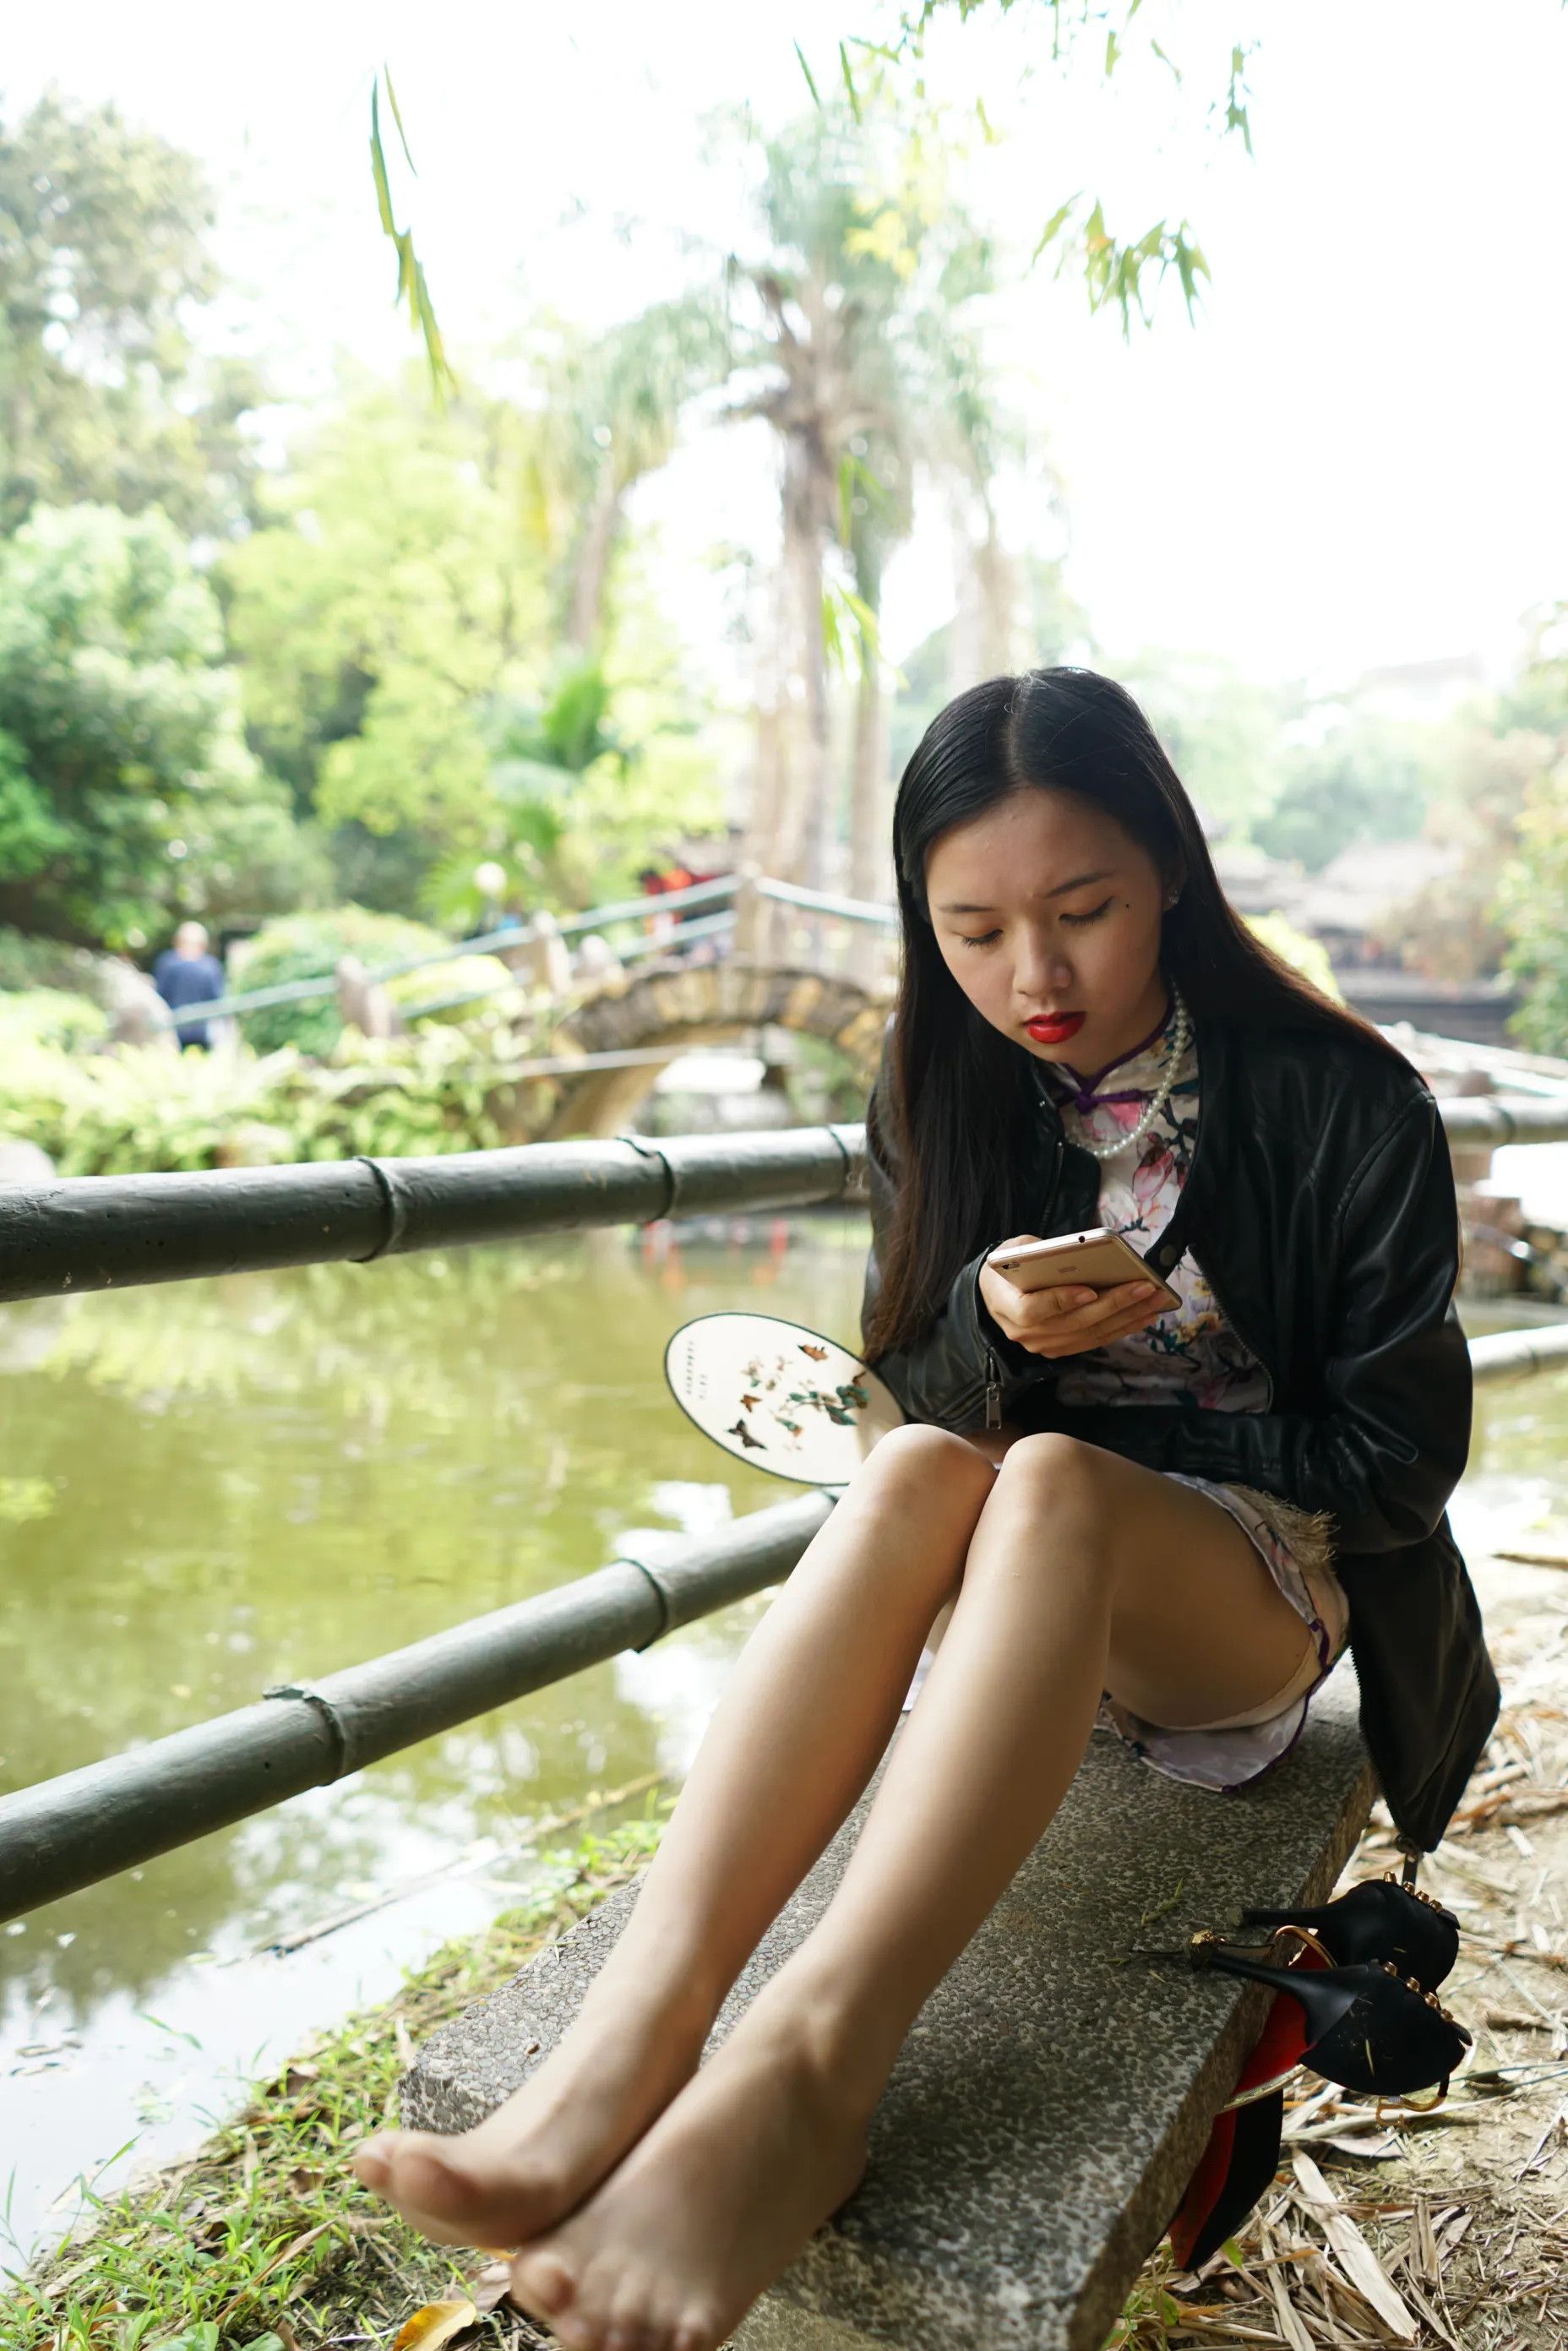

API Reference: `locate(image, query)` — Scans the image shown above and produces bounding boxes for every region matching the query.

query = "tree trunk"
[783,428,833,896]
[567,471,623,649]
[973,503,1015,680]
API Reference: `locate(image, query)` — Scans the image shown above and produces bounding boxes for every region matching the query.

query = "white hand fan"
[664,1313,905,1488]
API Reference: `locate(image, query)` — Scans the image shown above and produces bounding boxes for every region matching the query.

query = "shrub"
[231,906,514,1057]
[0,987,108,1053]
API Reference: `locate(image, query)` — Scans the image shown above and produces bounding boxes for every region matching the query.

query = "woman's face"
[924,786,1174,1072]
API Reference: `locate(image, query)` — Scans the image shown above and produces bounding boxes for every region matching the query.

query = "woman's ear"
[1162,859,1188,912]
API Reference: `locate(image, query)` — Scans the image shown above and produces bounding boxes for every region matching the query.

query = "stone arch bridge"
[542,958,892,1140]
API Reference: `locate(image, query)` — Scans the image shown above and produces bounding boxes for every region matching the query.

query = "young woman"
[356,668,1497,2351]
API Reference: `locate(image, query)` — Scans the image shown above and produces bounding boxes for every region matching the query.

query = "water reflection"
[0,1217,868,2250]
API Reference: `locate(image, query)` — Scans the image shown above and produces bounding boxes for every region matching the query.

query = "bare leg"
[354,1424,997,2244]
[509,1434,1314,2351]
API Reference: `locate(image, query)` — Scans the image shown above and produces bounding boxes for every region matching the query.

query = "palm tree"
[727,100,1007,923]
[514,298,730,651]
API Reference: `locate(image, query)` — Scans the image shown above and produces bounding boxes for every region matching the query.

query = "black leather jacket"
[863,1016,1498,1851]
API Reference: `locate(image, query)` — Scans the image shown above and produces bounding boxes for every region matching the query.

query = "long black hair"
[864,667,1403,1358]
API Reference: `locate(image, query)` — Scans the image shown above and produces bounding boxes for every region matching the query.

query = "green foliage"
[482,657,645,900]
[0,925,117,1000]
[0,985,107,1052]
[0,504,319,949]
[1499,605,1568,738]
[1254,715,1442,872]
[231,905,495,1056]
[1243,913,1342,1000]
[7,1820,667,2348]
[1115,652,1288,840]
[1500,745,1568,1055]
[1037,197,1210,338]
[368,72,457,407]
[220,380,553,894]
[0,1015,553,1175]
[870,3,1256,331]
[0,90,261,537]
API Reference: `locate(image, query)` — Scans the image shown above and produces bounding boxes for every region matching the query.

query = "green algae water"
[0,1219,868,2256]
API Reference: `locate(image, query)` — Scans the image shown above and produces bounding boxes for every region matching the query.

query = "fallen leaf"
[395,2014,416,2070]
[470,2261,514,2313]
[1292,2149,1418,2343]
[287,2165,323,2195]
[392,2299,479,2351]
[1264,2257,1314,2351]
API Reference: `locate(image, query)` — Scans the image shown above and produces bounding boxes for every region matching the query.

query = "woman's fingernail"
[1133,1282,1157,1297]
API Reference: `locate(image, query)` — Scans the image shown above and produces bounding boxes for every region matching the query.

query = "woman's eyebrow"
[934,868,1115,915]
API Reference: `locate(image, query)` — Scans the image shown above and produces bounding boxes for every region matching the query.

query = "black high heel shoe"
[1240,1876,1458,1992]
[1191,1935,1470,2098]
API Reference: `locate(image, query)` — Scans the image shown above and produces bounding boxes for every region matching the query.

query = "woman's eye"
[1060,897,1116,929]
[957,929,1002,949]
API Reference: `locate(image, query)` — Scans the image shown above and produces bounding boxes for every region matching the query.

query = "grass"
[3,1815,667,2351]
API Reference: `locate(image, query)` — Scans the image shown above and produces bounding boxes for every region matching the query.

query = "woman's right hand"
[978,1235,1165,1360]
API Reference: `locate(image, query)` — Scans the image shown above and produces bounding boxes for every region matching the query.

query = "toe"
[671,2300,726,2351]
[510,2245,580,2320]
[351,2134,395,2190]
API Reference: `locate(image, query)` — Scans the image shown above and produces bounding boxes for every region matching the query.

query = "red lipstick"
[1026,1012,1086,1048]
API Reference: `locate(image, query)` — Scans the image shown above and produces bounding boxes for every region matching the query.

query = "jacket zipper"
[985,1348,1002,1430]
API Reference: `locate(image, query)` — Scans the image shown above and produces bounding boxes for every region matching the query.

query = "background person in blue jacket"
[152,922,226,1050]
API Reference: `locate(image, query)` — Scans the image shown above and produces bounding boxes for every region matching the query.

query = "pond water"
[0,1216,868,2259]
[3,1220,1567,2265]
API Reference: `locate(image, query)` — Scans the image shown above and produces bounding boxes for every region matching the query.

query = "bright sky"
[7,0,1567,687]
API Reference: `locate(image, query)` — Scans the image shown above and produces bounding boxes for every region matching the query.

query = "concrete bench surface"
[402,1668,1372,2351]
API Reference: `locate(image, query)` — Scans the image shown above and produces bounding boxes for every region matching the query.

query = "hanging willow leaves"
[887,2,1252,330]
[368,71,458,407]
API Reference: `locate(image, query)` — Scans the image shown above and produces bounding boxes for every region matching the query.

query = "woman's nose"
[1013,932,1075,999]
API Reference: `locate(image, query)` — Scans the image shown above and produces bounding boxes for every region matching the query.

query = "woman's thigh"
[985,1433,1315,1731]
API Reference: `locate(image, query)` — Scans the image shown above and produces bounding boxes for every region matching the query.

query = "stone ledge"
[402,1668,1372,2350]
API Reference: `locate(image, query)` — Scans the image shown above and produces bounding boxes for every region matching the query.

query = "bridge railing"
[147,871,902,1033]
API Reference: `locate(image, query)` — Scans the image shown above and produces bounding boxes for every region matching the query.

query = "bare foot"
[352,1981,710,2251]
[508,2003,871,2351]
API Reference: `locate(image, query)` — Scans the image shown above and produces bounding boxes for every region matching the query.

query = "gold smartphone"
[985,1228,1179,1312]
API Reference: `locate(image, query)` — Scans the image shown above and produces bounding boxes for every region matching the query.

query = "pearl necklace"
[1064,988,1191,1164]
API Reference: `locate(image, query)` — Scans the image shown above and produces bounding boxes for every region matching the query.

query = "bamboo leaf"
[382,64,419,175]
[839,41,864,122]
[1030,194,1078,265]
[367,73,458,407]
[792,41,821,108]
[368,86,398,239]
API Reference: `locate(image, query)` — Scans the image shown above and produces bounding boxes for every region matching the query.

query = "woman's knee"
[993,1431,1118,1522]
[858,1421,995,1511]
